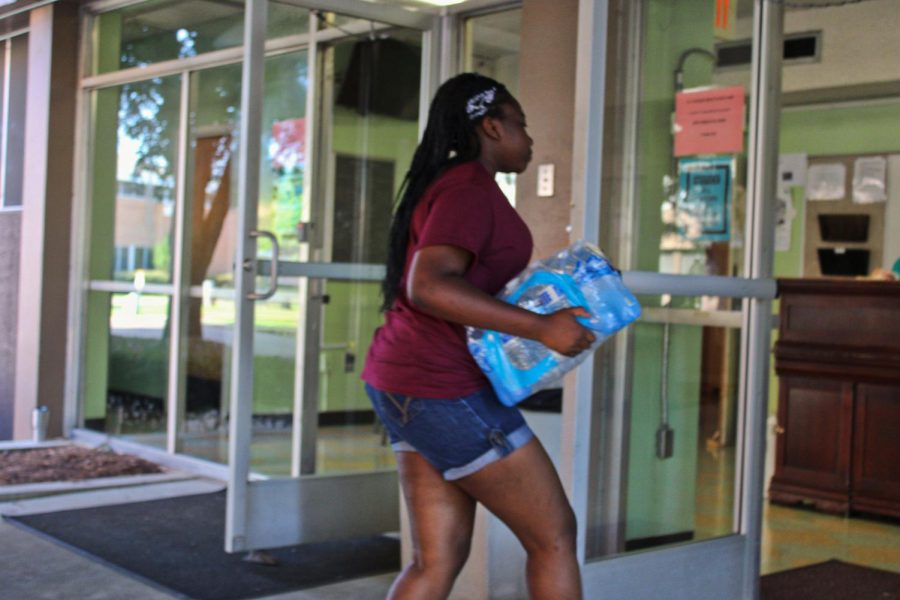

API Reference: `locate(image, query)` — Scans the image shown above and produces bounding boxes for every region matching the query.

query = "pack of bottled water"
[467,240,641,406]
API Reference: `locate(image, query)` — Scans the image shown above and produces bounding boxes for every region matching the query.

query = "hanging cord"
[673,48,715,93]
[765,0,877,9]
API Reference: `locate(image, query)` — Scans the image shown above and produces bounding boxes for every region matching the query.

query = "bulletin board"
[803,153,887,278]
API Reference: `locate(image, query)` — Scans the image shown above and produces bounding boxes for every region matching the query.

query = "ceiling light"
[416,0,467,6]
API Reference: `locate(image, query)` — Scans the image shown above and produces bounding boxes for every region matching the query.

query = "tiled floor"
[761,502,900,575]
[693,438,900,575]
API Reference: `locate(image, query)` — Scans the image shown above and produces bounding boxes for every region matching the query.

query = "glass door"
[566,0,781,597]
[225,0,434,552]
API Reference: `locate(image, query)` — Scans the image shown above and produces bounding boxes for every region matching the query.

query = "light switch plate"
[537,163,555,197]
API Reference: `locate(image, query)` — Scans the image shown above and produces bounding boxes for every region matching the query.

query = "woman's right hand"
[536,307,596,357]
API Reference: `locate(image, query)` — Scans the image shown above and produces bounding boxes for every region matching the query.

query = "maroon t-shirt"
[362,161,533,398]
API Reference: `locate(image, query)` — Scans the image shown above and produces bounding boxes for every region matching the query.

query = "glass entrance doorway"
[77,1,429,531]
[73,0,787,594]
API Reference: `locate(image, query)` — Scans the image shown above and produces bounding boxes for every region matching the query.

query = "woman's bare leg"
[454,438,581,600]
[389,452,477,600]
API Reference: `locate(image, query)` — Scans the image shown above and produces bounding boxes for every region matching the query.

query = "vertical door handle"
[247,230,279,300]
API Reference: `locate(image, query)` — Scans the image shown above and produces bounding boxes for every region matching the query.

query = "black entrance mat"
[761,560,900,600]
[5,491,399,600]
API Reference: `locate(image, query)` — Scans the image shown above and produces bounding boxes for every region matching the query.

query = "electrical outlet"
[537,163,555,197]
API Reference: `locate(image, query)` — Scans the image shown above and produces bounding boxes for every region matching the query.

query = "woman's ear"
[478,114,504,142]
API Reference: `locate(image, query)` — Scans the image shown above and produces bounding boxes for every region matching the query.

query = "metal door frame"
[564,0,783,597]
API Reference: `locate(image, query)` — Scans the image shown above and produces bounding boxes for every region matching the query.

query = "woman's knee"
[523,505,578,557]
[414,534,472,576]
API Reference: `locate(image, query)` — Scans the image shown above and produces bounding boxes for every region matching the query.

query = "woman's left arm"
[407,245,595,357]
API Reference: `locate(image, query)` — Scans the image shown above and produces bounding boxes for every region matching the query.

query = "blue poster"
[677,157,733,241]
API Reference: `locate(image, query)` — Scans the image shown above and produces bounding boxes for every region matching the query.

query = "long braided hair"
[380,73,513,311]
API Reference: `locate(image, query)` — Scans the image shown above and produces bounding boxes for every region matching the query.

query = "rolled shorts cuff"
[442,424,534,481]
[391,440,417,453]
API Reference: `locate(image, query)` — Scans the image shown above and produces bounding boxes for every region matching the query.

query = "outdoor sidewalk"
[0,450,395,600]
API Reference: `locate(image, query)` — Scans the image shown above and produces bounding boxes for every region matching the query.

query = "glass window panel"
[171,59,242,467]
[176,51,311,475]
[239,27,422,476]
[88,76,181,283]
[600,0,753,278]
[176,276,397,477]
[588,0,756,559]
[279,26,423,478]
[90,1,311,75]
[0,42,6,206]
[320,29,421,264]
[82,292,170,445]
[175,276,297,476]
[267,1,311,40]
[3,34,28,208]
[463,9,521,96]
[588,295,744,558]
[92,0,245,74]
[182,137,235,451]
[315,277,396,474]
[247,278,299,476]
[0,12,28,35]
[259,50,309,262]
[81,75,180,440]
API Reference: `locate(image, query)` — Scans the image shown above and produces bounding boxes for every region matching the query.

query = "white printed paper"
[807,163,846,201]
[775,190,797,252]
[778,153,807,194]
[852,156,887,204]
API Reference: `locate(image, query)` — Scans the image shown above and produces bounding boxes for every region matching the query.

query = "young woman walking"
[362,72,593,600]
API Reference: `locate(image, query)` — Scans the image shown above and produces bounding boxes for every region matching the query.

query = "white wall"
[714,0,900,95]
[885,155,900,270]
[781,0,900,94]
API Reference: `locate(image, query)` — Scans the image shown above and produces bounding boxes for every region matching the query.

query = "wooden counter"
[770,278,900,518]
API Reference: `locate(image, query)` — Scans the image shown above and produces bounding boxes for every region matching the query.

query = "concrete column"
[0,212,21,440]
[13,3,79,440]
[516,0,579,261]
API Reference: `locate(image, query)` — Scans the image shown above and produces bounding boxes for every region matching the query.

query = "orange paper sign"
[674,86,745,157]
[715,0,737,39]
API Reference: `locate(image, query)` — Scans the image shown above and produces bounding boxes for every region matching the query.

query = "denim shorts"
[365,383,534,481]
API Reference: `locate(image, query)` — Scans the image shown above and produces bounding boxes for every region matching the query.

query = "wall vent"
[716,31,820,69]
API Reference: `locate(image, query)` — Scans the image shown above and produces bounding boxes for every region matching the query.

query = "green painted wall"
[628,322,703,540]
[780,103,900,156]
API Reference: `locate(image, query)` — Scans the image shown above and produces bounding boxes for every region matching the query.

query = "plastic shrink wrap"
[467,240,641,406]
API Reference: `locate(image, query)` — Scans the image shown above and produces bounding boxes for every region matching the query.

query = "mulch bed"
[0,446,164,485]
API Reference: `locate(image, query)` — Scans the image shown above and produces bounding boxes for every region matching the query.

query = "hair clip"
[466,87,497,120]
